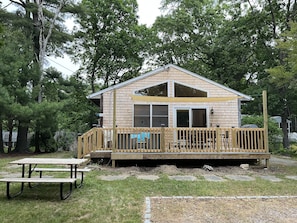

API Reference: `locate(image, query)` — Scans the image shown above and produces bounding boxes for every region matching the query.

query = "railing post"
[216,127,221,152]
[83,134,88,158]
[97,128,102,150]
[161,125,165,152]
[92,129,96,152]
[231,127,236,150]
[77,135,82,158]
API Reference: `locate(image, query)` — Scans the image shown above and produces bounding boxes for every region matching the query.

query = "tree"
[0,84,11,153]
[58,74,98,134]
[1,0,80,153]
[267,22,297,148]
[0,25,37,153]
[0,21,6,152]
[151,0,279,92]
[73,0,148,91]
[151,0,223,76]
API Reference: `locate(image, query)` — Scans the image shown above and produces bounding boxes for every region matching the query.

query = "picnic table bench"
[0,177,77,200]
[32,167,91,188]
[0,158,89,200]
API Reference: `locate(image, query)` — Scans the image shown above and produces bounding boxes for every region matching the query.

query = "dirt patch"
[148,196,297,223]
[94,155,297,177]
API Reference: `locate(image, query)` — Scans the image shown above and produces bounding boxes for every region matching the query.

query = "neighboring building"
[88,64,252,129]
[2,131,17,147]
[270,116,292,133]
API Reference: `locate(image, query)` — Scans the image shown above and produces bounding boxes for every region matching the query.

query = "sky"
[1,0,162,76]
[137,0,162,26]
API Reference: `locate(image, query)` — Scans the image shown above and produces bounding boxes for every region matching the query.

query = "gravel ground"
[142,156,297,223]
[149,196,297,223]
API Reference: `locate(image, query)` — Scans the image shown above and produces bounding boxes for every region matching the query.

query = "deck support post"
[265,158,269,169]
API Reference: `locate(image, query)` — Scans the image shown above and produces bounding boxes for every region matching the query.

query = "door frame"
[173,106,210,128]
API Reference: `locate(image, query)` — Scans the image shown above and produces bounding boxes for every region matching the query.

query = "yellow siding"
[103,67,241,128]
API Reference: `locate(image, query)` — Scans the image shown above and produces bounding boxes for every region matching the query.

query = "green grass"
[0,152,297,223]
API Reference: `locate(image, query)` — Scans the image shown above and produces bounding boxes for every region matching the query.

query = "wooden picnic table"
[0,158,89,200]
[10,158,89,179]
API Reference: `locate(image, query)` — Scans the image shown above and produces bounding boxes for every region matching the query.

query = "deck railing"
[77,127,268,158]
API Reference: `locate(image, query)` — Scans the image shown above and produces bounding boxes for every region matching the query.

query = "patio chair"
[131,132,150,149]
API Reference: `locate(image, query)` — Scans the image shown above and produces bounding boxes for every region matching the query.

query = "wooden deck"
[77,127,270,167]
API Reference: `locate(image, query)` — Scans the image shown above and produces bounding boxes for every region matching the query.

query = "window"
[134,105,168,127]
[152,105,168,127]
[174,83,207,97]
[134,105,150,127]
[135,83,168,96]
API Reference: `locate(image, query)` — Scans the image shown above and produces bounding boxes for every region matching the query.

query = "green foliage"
[32,101,62,152]
[0,25,37,152]
[151,0,278,93]
[266,22,297,148]
[57,75,98,133]
[274,144,297,158]
[54,131,76,151]
[152,0,223,74]
[0,24,3,47]
[73,0,147,90]
[290,144,297,157]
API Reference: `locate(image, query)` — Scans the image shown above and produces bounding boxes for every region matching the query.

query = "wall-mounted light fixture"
[210,108,214,115]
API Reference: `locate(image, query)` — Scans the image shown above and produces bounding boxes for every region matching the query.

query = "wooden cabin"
[78,64,270,167]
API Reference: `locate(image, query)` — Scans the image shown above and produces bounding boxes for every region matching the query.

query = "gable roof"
[87,64,252,101]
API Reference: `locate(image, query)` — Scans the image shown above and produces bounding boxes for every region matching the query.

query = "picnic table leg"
[70,165,83,188]
[28,164,39,188]
[75,172,84,188]
[21,164,25,177]
[74,165,84,188]
[6,182,24,199]
[60,182,73,200]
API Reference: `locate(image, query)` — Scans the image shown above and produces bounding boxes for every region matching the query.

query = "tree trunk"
[35,128,41,153]
[281,115,290,149]
[0,119,4,153]
[7,118,13,153]
[15,122,29,153]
